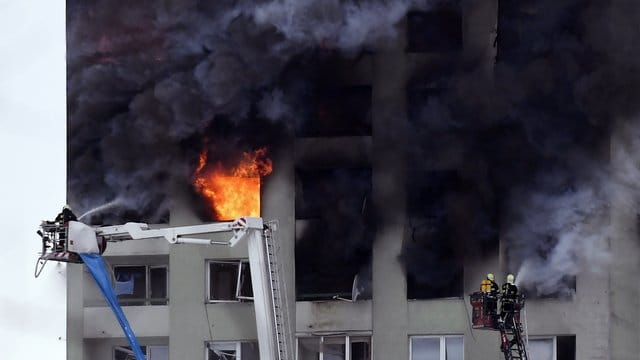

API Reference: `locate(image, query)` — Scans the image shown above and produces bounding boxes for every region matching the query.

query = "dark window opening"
[406,5,462,53]
[296,86,372,137]
[295,168,373,301]
[557,335,576,360]
[404,171,464,299]
[208,260,253,302]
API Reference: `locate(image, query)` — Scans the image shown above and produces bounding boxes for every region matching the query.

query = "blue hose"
[80,253,146,360]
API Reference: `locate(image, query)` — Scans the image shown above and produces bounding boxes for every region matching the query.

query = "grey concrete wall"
[609,121,640,360]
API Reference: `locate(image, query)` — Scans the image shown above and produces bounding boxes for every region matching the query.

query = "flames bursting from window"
[193,148,273,220]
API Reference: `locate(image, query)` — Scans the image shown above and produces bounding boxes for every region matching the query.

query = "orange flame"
[193,148,273,220]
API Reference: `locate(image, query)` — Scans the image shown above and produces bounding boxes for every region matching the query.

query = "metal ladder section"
[264,221,293,360]
[499,315,529,360]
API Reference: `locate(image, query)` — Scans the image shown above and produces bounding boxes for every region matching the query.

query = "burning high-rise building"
[65,1,640,359]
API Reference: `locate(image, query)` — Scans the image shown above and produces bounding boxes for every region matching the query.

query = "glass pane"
[241,342,260,360]
[528,338,553,360]
[114,346,146,360]
[149,267,168,305]
[350,337,371,360]
[411,337,440,360]
[114,266,146,305]
[148,345,169,360]
[298,338,320,360]
[445,337,463,360]
[238,262,253,298]
[208,342,237,360]
[323,337,346,360]
[209,262,239,300]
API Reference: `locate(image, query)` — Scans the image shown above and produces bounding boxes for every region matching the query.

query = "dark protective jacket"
[501,283,518,300]
[55,208,77,224]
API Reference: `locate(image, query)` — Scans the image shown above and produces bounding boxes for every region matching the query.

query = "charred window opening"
[295,167,373,301]
[406,4,462,53]
[557,335,576,360]
[403,171,464,300]
[207,341,259,360]
[296,86,372,137]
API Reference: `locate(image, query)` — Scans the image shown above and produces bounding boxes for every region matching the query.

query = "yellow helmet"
[506,273,515,284]
[487,273,495,281]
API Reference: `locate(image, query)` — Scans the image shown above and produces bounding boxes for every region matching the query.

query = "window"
[297,335,371,360]
[295,167,373,301]
[528,336,575,360]
[206,341,259,360]
[404,171,464,300]
[114,345,168,360]
[406,4,462,53]
[296,86,372,137]
[113,265,168,305]
[207,260,253,302]
[410,336,463,360]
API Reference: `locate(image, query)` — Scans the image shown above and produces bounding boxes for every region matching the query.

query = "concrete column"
[609,120,640,360]
[67,264,85,359]
[371,23,410,360]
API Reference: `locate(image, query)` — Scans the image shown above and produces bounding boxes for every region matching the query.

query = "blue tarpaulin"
[80,253,146,360]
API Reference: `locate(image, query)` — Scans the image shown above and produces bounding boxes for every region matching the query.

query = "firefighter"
[484,273,499,324]
[53,205,77,251]
[55,204,77,224]
[500,273,518,325]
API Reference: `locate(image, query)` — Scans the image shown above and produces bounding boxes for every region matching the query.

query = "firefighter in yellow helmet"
[482,273,499,319]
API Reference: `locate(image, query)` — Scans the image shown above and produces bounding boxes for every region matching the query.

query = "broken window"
[406,4,462,53]
[114,345,168,360]
[207,260,253,302]
[113,265,168,306]
[206,341,259,360]
[404,171,464,300]
[295,167,373,301]
[410,336,463,360]
[296,86,372,137]
[297,335,371,360]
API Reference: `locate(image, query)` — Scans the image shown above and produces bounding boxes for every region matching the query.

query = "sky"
[0,1,67,359]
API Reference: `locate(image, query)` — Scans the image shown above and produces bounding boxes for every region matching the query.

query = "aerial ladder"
[470,291,529,360]
[36,216,294,360]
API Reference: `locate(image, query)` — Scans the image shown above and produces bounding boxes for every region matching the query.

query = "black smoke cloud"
[67,0,429,223]
[67,0,640,298]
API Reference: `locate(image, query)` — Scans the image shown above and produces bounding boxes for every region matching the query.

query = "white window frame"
[295,334,372,360]
[206,259,253,303]
[113,264,169,305]
[527,336,557,360]
[205,340,259,360]
[409,335,464,360]
[113,344,168,360]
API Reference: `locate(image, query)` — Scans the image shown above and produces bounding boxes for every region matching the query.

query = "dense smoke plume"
[68,0,640,298]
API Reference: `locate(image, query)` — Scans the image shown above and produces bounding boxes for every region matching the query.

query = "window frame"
[113,264,169,306]
[206,259,253,303]
[113,344,168,360]
[409,335,464,360]
[527,336,557,360]
[295,334,372,360]
[205,340,259,360]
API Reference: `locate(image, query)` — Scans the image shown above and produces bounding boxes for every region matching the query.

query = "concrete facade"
[68,2,639,360]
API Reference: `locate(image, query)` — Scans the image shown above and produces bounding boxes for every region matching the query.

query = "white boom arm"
[64,216,290,360]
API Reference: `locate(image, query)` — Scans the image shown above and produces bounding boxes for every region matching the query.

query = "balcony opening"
[403,171,464,300]
[295,167,373,301]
